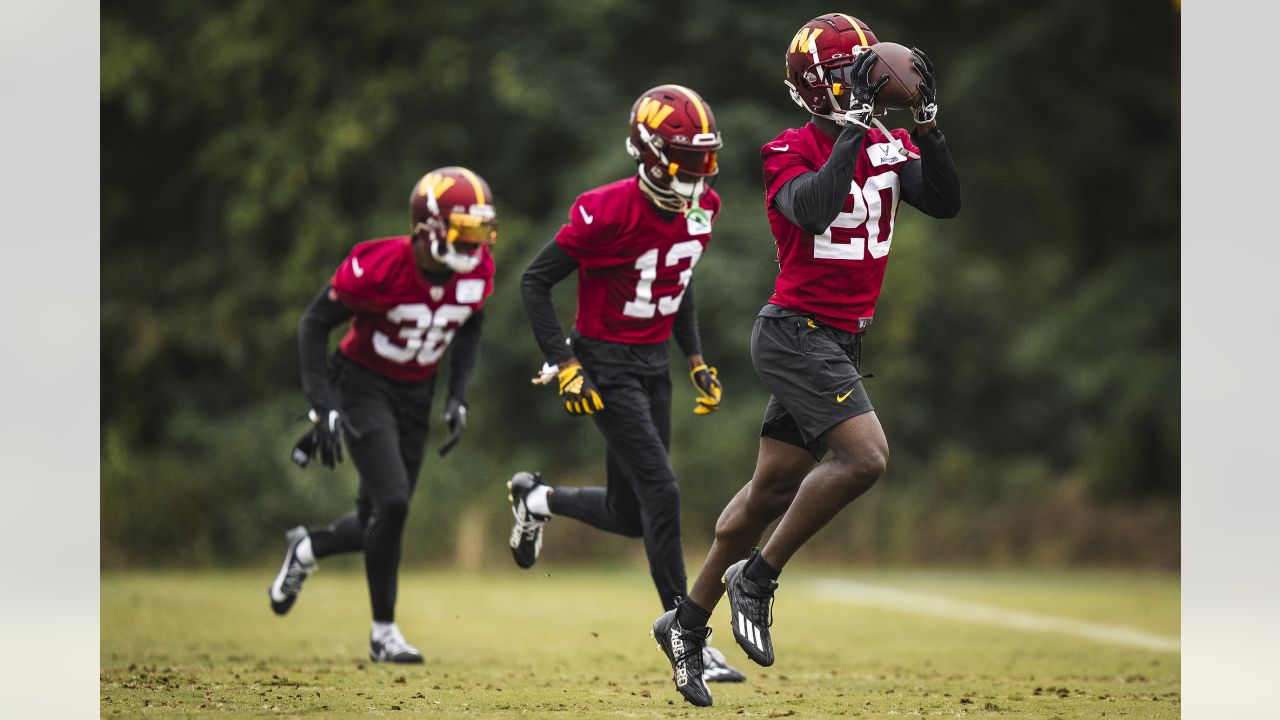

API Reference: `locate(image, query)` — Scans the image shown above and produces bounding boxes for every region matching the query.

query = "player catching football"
[508,85,743,684]
[267,166,497,664]
[652,14,961,706]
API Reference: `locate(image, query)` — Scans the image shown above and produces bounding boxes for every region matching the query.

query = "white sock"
[295,535,316,566]
[526,485,552,516]
[372,621,396,639]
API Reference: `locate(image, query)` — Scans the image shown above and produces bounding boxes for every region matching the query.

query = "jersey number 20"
[814,174,900,260]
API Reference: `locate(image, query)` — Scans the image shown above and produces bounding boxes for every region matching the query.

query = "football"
[867,42,923,110]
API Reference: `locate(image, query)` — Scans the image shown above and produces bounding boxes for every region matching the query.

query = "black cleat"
[702,644,747,683]
[652,608,713,707]
[268,526,315,616]
[722,550,778,667]
[508,471,549,569]
[369,626,424,664]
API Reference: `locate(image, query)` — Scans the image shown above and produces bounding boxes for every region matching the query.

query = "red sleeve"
[762,142,817,209]
[554,192,616,267]
[330,244,391,313]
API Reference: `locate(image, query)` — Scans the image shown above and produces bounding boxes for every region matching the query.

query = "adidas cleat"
[508,471,549,569]
[651,608,713,707]
[369,626,424,664]
[701,644,746,683]
[722,549,778,667]
[268,526,315,616]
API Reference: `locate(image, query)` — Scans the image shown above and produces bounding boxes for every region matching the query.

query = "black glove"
[910,47,939,124]
[439,397,467,456]
[837,48,889,128]
[557,362,604,416]
[290,408,357,469]
[689,363,723,415]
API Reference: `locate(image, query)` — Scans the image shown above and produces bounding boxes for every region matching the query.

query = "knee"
[372,494,411,525]
[643,481,681,519]
[842,444,888,489]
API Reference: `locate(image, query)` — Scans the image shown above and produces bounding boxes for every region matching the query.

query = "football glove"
[910,47,939,124]
[291,408,357,469]
[439,396,467,457]
[689,363,723,415]
[838,48,889,128]
[557,362,604,416]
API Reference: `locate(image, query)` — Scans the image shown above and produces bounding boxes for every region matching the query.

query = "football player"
[508,85,743,686]
[652,14,961,706]
[267,166,498,664]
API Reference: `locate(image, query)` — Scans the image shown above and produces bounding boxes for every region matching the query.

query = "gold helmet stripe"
[835,13,869,46]
[455,166,488,205]
[666,84,709,134]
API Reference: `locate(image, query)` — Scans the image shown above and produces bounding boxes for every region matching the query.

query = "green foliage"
[101,1,1179,565]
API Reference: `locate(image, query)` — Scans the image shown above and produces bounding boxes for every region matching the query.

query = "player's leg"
[546,449,645,536]
[722,310,877,666]
[759,409,886,569]
[686,426,816,614]
[508,372,651,568]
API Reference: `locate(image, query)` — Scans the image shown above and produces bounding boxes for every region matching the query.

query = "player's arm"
[520,239,603,416]
[519,239,579,367]
[899,47,960,219]
[438,309,484,456]
[771,123,865,236]
[897,129,960,219]
[293,286,356,468]
[298,286,351,412]
[673,280,723,414]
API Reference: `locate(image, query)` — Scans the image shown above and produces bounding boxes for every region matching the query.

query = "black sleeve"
[446,309,484,403]
[898,127,961,219]
[772,123,867,235]
[520,240,579,365]
[298,286,352,411]
[672,279,702,358]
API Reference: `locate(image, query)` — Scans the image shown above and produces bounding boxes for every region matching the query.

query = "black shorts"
[751,303,873,460]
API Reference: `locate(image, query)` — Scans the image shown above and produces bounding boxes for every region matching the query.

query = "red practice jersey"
[555,177,717,345]
[761,121,918,333]
[330,236,494,382]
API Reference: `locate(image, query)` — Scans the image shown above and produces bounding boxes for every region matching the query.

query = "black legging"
[548,360,687,611]
[307,358,432,622]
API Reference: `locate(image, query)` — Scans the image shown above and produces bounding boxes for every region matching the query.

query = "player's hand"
[291,408,358,469]
[689,362,723,415]
[557,362,604,416]
[840,48,889,128]
[910,47,939,125]
[439,397,467,457]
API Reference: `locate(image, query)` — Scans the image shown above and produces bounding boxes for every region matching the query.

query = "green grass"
[101,565,1179,718]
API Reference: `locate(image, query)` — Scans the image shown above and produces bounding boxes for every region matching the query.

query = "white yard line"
[808,578,1180,653]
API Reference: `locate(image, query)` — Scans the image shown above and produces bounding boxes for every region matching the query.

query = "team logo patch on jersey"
[430,286,445,302]
[866,142,908,167]
[685,207,713,236]
[455,279,486,303]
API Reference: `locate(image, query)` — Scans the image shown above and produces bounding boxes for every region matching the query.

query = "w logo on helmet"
[789,27,823,54]
[635,97,676,130]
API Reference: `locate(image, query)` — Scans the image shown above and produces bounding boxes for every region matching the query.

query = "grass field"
[101,565,1179,718]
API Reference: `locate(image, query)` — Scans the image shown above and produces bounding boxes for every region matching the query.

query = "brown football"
[867,42,923,111]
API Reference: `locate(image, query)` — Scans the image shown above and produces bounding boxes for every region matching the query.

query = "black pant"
[307,355,434,623]
[548,338,687,611]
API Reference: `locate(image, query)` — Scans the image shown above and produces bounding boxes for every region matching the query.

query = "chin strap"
[870,117,920,160]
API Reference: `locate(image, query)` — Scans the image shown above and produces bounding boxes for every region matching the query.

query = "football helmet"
[784,13,880,125]
[624,85,722,214]
[410,166,497,274]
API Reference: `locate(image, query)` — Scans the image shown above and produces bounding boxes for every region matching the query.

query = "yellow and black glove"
[689,363,722,415]
[558,362,604,416]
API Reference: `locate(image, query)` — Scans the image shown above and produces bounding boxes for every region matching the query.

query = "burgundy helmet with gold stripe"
[624,84,722,214]
[784,13,879,121]
[409,166,496,273]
